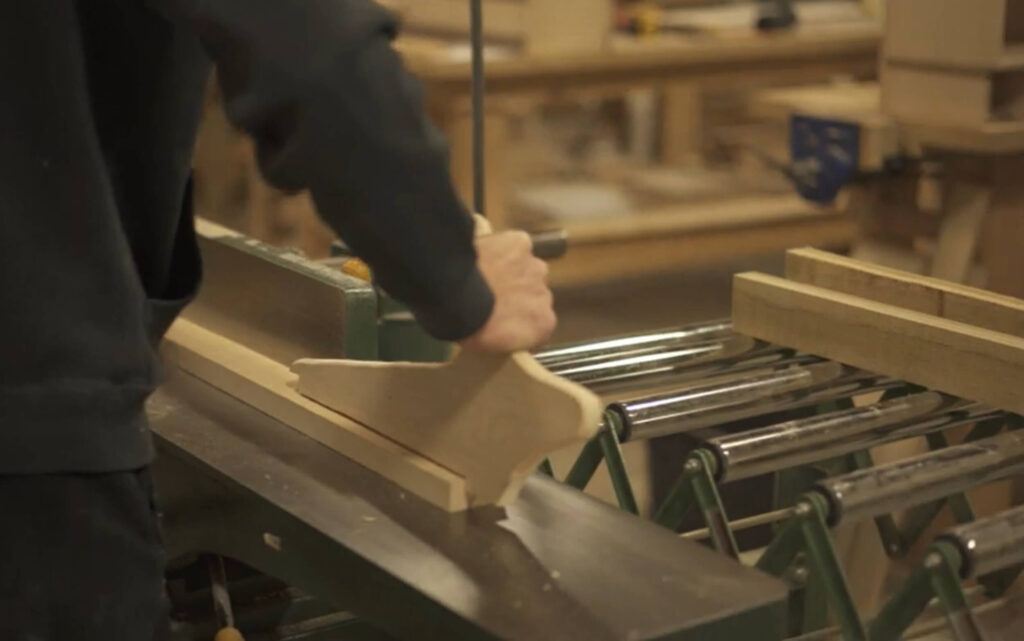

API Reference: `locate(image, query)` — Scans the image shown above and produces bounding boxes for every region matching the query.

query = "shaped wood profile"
[292,351,603,508]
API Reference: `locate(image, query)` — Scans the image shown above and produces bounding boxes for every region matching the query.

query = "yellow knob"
[341,258,372,282]
[214,627,246,641]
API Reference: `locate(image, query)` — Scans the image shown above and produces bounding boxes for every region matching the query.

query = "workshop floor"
[547,254,784,515]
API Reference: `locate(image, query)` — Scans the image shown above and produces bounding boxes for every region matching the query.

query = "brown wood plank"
[785,247,1024,337]
[732,272,1024,414]
[162,319,469,511]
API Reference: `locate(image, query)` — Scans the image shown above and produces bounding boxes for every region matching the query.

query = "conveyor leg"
[798,494,866,641]
[867,550,938,641]
[758,496,865,640]
[927,544,984,641]
[652,465,696,531]
[565,436,604,490]
[597,415,640,514]
[851,448,906,558]
[537,458,555,477]
[687,451,739,559]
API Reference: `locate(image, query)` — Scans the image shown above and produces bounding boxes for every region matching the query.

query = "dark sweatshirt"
[0,0,494,474]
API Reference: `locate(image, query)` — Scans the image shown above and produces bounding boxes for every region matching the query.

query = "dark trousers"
[0,469,167,640]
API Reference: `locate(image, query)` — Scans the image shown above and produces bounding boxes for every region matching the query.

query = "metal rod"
[711,394,999,483]
[549,335,786,390]
[610,362,899,442]
[206,554,235,629]
[470,0,486,214]
[815,430,1024,526]
[938,503,1024,580]
[534,320,734,366]
[681,507,796,541]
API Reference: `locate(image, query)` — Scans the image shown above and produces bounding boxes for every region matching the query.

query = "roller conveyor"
[541,319,1024,641]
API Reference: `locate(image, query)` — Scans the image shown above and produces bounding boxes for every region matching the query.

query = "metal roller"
[548,335,797,391]
[608,361,898,442]
[938,504,1024,580]
[711,393,1002,483]
[534,320,734,367]
[815,430,1024,526]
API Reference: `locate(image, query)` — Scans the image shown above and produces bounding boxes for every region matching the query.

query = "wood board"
[884,0,1024,71]
[292,351,603,508]
[785,248,1024,337]
[162,319,469,511]
[732,272,1024,415]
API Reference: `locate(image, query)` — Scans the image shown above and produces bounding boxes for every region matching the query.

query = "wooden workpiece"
[292,352,601,508]
[732,271,1024,416]
[165,318,602,511]
[162,319,470,509]
[786,247,1024,337]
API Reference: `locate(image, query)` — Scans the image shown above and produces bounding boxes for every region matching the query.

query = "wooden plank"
[732,272,1024,415]
[884,0,1009,70]
[522,0,613,56]
[381,0,525,43]
[548,208,854,287]
[785,247,1024,337]
[162,319,469,511]
[882,64,996,125]
[291,349,602,509]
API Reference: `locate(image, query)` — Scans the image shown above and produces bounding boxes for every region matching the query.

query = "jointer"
[151,221,788,640]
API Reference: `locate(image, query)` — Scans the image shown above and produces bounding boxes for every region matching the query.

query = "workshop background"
[165,1,1024,640]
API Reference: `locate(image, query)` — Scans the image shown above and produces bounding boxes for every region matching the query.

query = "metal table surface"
[149,369,787,641]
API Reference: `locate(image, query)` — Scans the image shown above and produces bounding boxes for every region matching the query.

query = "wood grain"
[785,247,1024,337]
[732,272,1024,415]
[163,319,469,511]
[292,351,603,508]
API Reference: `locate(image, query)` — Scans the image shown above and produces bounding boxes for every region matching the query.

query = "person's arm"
[153,0,493,340]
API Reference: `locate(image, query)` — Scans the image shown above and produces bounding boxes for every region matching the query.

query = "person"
[0,1,556,639]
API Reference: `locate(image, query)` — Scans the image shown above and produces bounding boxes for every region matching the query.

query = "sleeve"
[152,0,494,341]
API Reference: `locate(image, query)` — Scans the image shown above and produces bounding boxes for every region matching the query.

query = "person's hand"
[461,231,557,353]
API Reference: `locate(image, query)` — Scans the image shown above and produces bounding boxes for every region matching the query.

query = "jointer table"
[149,222,787,641]
[151,372,785,640]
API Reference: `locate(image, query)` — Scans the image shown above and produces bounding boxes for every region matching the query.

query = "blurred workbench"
[193,2,879,285]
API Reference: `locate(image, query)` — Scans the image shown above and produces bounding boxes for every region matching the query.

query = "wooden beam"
[785,247,1024,337]
[162,319,469,511]
[548,203,854,287]
[732,272,1024,415]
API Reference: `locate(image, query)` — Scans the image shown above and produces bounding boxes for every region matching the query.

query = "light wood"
[882,65,999,126]
[382,0,524,43]
[732,272,1024,415]
[522,0,613,56]
[885,0,1024,70]
[291,353,602,508]
[162,319,469,511]
[661,83,705,164]
[382,0,612,54]
[930,181,992,283]
[785,248,1024,337]
[546,196,854,286]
